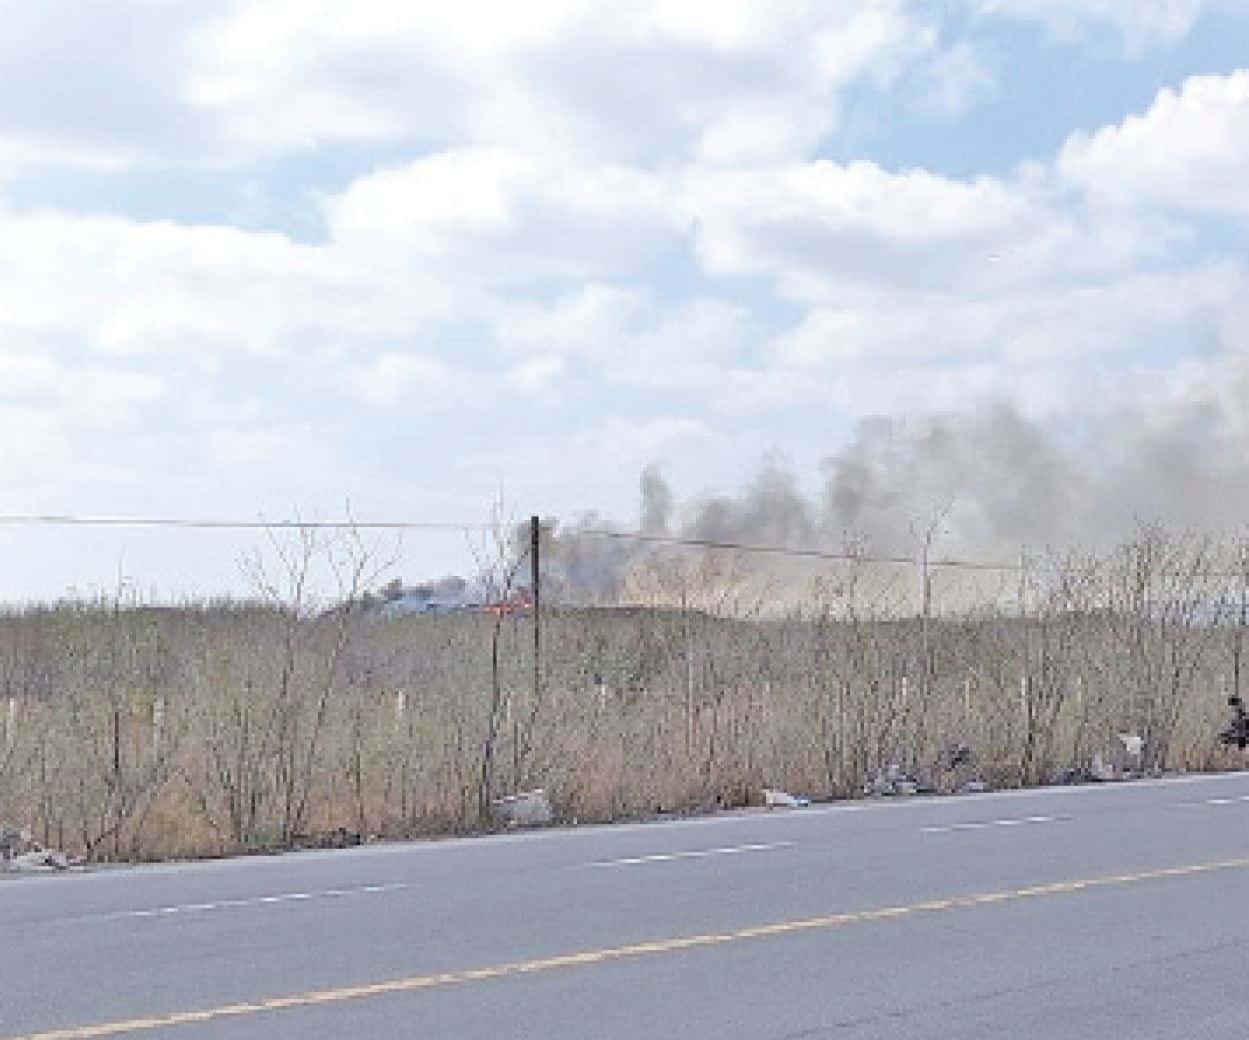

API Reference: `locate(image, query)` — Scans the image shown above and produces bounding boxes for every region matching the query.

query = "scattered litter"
[1,826,79,873]
[492,788,553,828]
[1089,752,1118,782]
[7,848,71,872]
[915,744,986,795]
[307,827,362,850]
[0,824,31,866]
[867,764,920,797]
[763,788,810,809]
[941,744,973,770]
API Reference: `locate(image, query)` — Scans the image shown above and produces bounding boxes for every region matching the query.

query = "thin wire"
[572,527,1020,572]
[0,515,487,532]
[12,513,1245,580]
[0,514,1020,571]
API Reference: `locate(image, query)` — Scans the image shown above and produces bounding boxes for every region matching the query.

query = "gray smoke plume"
[686,460,818,549]
[541,384,1249,604]
[818,395,1249,557]
[818,406,1081,556]
[640,463,672,535]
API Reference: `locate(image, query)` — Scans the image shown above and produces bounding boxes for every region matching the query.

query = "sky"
[1,0,1248,602]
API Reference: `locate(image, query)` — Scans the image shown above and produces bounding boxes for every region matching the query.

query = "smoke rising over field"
[543,390,1249,603]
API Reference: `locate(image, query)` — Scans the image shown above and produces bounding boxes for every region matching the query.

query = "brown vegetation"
[0,525,1245,863]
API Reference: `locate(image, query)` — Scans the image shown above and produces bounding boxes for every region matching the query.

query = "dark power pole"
[530,515,541,712]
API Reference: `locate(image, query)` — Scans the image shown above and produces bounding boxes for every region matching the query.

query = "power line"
[572,527,1021,572]
[9,512,1249,583]
[0,515,487,532]
[0,513,1027,571]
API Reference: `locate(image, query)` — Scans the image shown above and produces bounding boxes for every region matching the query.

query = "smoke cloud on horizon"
[541,386,1249,605]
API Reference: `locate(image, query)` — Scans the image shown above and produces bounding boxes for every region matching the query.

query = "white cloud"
[0,349,163,424]
[0,1,221,170]
[0,204,449,364]
[916,41,996,116]
[975,0,1211,50]
[679,159,1053,301]
[764,259,1249,420]
[777,261,1244,360]
[497,285,648,353]
[0,0,937,171]
[0,54,1239,453]
[0,405,76,488]
[687,159,1031,245]
[496,285,755,395]
[507,356,566,396]
[0,353,59,395]
[0,61,1237,495]
[575,416,715,470]
[348,353,481,409]
[1059,69,1249,218]
[3,2,1249,601]
[63,369,167,425]
[326,150,676,282]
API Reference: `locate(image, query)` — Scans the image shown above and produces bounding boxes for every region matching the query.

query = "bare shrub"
[0,524,1242,861]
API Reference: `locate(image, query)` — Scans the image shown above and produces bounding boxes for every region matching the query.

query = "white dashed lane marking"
[1187,794,1249,807]
[921,815,1064,834]
[100,882,409,922]
[17,855,1249,1040]
[588,841,796,868]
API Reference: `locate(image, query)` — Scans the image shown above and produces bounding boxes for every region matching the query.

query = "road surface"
[4,773,1249,1038]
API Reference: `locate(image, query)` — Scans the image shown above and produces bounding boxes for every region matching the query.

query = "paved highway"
[4,773,1249,1039]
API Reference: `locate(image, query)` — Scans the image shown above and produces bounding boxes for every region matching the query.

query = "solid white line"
[102,882,409,921]
[588,841,796,868]
[11,773,1246,889]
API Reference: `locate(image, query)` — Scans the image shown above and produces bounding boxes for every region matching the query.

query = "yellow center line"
[11,854,1249,1040]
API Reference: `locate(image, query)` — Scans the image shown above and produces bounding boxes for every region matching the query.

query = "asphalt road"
[5,773,1249,1039]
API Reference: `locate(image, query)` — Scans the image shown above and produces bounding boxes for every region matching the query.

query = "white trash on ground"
[1089,752,1118,782]
[0,824,30,863]
[7,848,71,872]
[867,764,920,797]
[763,788,810,808]
[492,789,553,827]
[1,824,77,873]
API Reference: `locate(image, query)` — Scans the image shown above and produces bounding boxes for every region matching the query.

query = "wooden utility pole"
[919,534,932,705]
[1236,543,1248,703]
[112,706,122,860]
[530,514,541,718]
[1018,547,1031,747]
[1017,546,1029,618]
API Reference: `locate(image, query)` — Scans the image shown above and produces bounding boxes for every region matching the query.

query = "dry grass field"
[1,525,1245,862]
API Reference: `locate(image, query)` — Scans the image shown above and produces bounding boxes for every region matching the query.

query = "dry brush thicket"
[1,526,1246,862]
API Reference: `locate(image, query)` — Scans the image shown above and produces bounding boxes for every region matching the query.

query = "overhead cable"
[571,527,1020,572]
[0,514,485,532]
